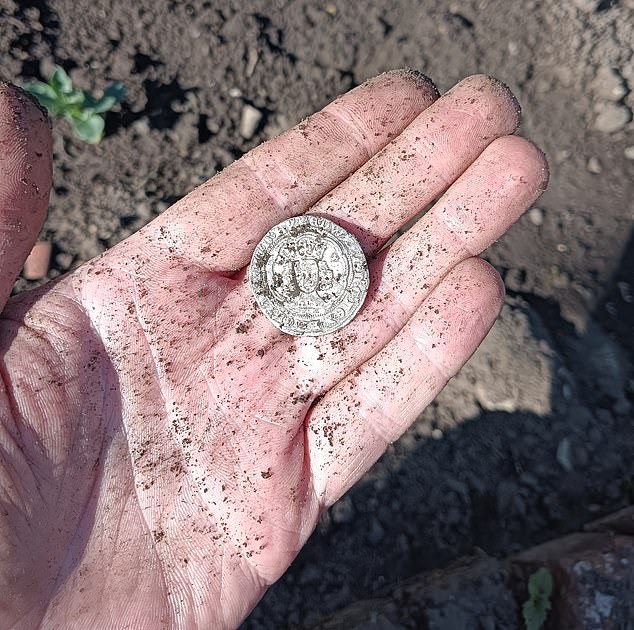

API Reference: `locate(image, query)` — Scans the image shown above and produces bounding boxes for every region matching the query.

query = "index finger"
[0,84,52,310]
[147,70,439,272]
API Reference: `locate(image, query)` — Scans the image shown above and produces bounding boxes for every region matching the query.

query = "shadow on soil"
[247,229,634,628]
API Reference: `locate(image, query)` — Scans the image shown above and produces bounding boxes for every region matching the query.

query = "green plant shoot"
[23,65,126,144]
[522,567,554,630]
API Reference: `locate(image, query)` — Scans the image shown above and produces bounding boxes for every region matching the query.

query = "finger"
[0,83,52,310]
[298,135,548,389]
[309,74,521,253]
[307,257,504,505]
[147,69,439,272]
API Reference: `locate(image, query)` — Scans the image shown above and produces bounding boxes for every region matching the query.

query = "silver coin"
[249,215,370,336]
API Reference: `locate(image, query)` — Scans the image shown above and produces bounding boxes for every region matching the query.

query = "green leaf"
[91,81,127,113]
[522,601,548,630]
[50,65,73,94]
[528,567,553,600]
[22,81,62,113]
[22,81,56,100]
[61,90,86,107]
[522,568,553,630]
[72,114,104,144]
[89,95,115,114]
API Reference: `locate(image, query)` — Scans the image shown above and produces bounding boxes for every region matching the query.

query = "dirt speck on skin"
[2,0,634,628]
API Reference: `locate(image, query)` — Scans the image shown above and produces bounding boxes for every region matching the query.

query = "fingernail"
[23,241,52,280]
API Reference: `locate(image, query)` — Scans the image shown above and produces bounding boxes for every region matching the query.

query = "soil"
[1,0,633,627]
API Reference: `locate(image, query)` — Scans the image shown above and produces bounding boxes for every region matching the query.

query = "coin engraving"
[249,215,369,336]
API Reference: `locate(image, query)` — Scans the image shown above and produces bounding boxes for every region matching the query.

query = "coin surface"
[249,215,370,336]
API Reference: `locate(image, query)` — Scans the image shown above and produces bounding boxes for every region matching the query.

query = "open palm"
[0,71,547,629]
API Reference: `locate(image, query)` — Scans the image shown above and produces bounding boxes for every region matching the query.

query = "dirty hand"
[0,71,547,629]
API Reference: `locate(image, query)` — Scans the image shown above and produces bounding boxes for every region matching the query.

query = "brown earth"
[1,0,633,627]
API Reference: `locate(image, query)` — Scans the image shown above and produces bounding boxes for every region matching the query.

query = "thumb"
[0,82,52,311]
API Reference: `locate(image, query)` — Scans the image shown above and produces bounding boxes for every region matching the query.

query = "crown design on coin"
[279,233,327,261]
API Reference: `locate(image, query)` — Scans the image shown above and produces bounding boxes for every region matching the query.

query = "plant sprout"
[23,65,126,144]
[522,567,554,630]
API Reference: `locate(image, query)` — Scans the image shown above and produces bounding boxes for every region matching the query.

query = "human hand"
[0,71,548,629]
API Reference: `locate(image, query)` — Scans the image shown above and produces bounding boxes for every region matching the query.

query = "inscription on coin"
[249,215,369,336]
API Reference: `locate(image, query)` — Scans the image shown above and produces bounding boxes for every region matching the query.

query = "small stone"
[504,267,525,291]
[591,67,628,102]
[239,104,263,140]
[55,252,74,270]
[617,281,633,303]
[172,111,199,150]
[572,0,600,10]
[245,48,258,77]
[23,241,52,280]
[586,156,602,173]
[331,495,356,524]
[528,206,544,226]
[557,243,569,253]
[624,146,634,160]
[39,56,55,79]
[373,476,388,492]
[135,201,152,220]
[555,149,571,163]
[131,117,151,135]
[556,436,574,472]
[550,266,570,289]
[431,428,443,440]
[228,87,242,98]
[594,103,632,133]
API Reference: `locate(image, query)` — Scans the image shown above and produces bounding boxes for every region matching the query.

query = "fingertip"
[0,81,53,306]
[443,257,505,329]
[521,137,550,192]
[0,82,53,199]
[471,257,506,316]
[1,82,52,129]
[482,135,550,197]
[480,75,522,130]
[381,68,440,99]
[449,74,522,134]
[342,67,440,128]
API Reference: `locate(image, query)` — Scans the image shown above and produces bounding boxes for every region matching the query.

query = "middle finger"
[309,74,521,254]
